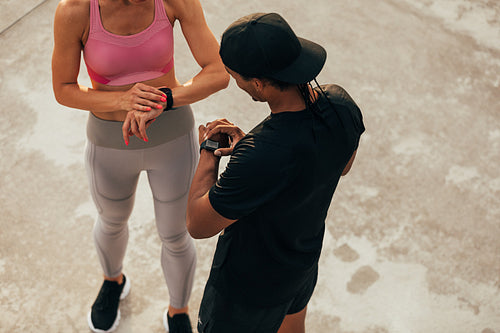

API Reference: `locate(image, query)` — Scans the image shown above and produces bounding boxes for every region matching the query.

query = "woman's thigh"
[145,128,198,234]
[145,128,198,203]
[85,142,143,214]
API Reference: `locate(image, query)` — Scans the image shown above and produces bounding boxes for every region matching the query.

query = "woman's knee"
[160,230,194,254]
[96,192,136,223]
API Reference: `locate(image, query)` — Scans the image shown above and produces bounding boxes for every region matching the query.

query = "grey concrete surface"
[0,0,48,34]
[0,0,499,332]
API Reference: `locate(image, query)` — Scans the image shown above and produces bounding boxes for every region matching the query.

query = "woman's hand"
[120,84,168,145]
[121,105,166,145]
[119,83,166,112]
[200,119,246,156]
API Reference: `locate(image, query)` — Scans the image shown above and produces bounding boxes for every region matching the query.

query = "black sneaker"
[87,275,131,333]
[163,310,193,333]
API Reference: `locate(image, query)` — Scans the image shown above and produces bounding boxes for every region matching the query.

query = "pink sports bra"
[83,0,174,86]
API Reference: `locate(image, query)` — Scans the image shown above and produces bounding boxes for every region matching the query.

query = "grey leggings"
[85,107,198,308]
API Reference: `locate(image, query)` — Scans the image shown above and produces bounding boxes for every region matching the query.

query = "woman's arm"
[123,0,230,142]
[167,0,230,106]
[51,0,165,113]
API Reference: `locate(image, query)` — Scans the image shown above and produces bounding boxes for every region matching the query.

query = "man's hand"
[200,119,246,156]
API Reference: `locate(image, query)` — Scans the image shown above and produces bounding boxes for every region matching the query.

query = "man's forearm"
[187,123,239,238]
[186,150,221,238]
[189,150,220,200]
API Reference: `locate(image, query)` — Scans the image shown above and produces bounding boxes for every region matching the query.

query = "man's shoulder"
[317,84,365,143]
[318,84,359,109]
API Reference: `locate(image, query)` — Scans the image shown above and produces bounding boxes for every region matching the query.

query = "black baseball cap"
[220,13,327,84]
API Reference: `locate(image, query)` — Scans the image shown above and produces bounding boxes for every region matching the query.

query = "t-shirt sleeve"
[209,137,297,220]
[325,84,365,150]
[350,102,365,150]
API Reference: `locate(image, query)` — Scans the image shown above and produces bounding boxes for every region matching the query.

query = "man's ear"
[253,78,265,92]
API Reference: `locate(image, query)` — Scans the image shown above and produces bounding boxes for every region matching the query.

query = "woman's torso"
[82,0,179,121]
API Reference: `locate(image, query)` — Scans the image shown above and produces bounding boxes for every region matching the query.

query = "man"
[187,12,365,333]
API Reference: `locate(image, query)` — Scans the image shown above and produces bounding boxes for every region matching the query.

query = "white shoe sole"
[87,310,121,333]
[87,276,131,333]
[163,309,170,332]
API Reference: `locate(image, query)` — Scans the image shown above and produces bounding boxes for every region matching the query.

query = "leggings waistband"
[86,105,195,150]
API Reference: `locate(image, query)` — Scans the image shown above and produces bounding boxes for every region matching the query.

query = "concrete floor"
[1,0,499,332]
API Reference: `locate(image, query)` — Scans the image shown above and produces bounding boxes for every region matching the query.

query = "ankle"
[104,274,123,285]
[168,305,189,317]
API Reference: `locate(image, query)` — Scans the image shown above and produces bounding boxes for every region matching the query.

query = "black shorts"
[197,270,318,333]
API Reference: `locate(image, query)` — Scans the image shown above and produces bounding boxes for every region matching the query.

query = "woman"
[52,0,229,331]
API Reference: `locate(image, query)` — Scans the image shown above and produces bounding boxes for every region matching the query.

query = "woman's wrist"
[159,87,174,111]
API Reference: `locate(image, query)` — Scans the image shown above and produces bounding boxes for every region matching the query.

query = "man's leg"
[277,306,307,333]
[198,281,290,333]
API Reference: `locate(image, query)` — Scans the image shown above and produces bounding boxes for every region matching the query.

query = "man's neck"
[267,86,317,114]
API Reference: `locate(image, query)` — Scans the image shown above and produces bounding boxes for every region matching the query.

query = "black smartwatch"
[158,87,173,111]
[200,139,220,154]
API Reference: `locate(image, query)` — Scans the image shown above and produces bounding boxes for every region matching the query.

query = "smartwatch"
[158,87,174,111]
[200,139,220,154]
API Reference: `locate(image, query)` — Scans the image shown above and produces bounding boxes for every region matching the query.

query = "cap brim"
[269,37,327,84]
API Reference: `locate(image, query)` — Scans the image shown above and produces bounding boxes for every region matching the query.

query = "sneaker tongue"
[95,280,122,310]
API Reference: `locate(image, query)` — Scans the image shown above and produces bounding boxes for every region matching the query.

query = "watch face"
[206,140,219,149]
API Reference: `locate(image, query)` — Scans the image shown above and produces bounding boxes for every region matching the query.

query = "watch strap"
[159,87,174,111]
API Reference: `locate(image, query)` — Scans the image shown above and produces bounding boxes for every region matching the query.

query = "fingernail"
[146,107,151,111]
[214,151,221,156]
[144,138,148,142]
[125,141,129,146]
[161,97,166,102]
[156,105,162,109]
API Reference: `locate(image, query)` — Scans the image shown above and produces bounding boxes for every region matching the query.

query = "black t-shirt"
[208,84,365,306]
